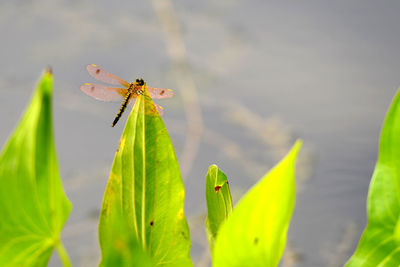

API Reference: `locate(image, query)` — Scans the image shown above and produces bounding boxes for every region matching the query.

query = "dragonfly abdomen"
[112,91,132,127]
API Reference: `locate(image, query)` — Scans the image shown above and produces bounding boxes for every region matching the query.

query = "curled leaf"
[205,165,233,250]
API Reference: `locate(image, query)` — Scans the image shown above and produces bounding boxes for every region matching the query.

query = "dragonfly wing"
[86,64,130,87]
[147,86,174,99]
[80,83,127,102]
[153,103,165,115]
[128,95,164,116]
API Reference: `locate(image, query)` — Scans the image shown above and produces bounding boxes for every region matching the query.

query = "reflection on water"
[1,0,400,266]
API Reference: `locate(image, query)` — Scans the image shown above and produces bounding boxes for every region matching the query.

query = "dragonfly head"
[136,78,145,86]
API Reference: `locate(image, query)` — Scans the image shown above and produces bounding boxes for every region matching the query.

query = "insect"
[80,64,173,127]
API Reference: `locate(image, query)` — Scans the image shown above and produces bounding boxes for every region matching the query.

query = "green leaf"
[205,165,233,250]
[0,70,72,267]
[346,89,400,266]
[99,87,192,267]
[100,203,153,267]
[212,140,302,267]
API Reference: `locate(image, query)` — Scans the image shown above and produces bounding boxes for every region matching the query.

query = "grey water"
[1,1,400,266]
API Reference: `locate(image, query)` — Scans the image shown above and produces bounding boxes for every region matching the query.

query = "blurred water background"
[1,0,400,266]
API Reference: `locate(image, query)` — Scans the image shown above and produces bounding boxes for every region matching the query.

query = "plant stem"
[56,241,72,267]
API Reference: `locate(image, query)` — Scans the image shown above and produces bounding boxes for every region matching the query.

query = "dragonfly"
[81,64,173,127]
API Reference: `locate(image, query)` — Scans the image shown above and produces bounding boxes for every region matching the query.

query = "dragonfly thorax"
[129,79,145,96]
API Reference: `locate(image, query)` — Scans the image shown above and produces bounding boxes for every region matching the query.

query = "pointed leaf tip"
[346,89,400,266]
[0,70,71,266]
[205,165,233,251]
[212,140,302,267]
[45,65,53,75]
[99,93,192,266]
[289,139,302,158]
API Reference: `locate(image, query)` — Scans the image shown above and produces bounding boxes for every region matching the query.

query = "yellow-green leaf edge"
[212,140,302,267]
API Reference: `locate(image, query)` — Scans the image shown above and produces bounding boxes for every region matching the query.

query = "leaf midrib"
[141,97,147,250]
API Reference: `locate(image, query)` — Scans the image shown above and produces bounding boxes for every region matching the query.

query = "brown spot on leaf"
[116,141,121,152]
[117,139,125,153]
[150,221,154,226]
[96,69,100,74]
[90,86,95,92]
[254,238,259,245]
[181,231,188,239]
[160,90,165,95]
[215,186,221,193]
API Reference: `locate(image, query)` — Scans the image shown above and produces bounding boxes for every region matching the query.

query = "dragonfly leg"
[136,88,152,101]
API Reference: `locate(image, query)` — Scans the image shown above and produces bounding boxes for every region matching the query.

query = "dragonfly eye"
[136,78,144,86]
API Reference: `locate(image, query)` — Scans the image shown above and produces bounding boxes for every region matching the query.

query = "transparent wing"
[80,83,127,102]
[128,95,164,116]
[153,103,165,115]
[147,86,174,99]
[86,64,130,87]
